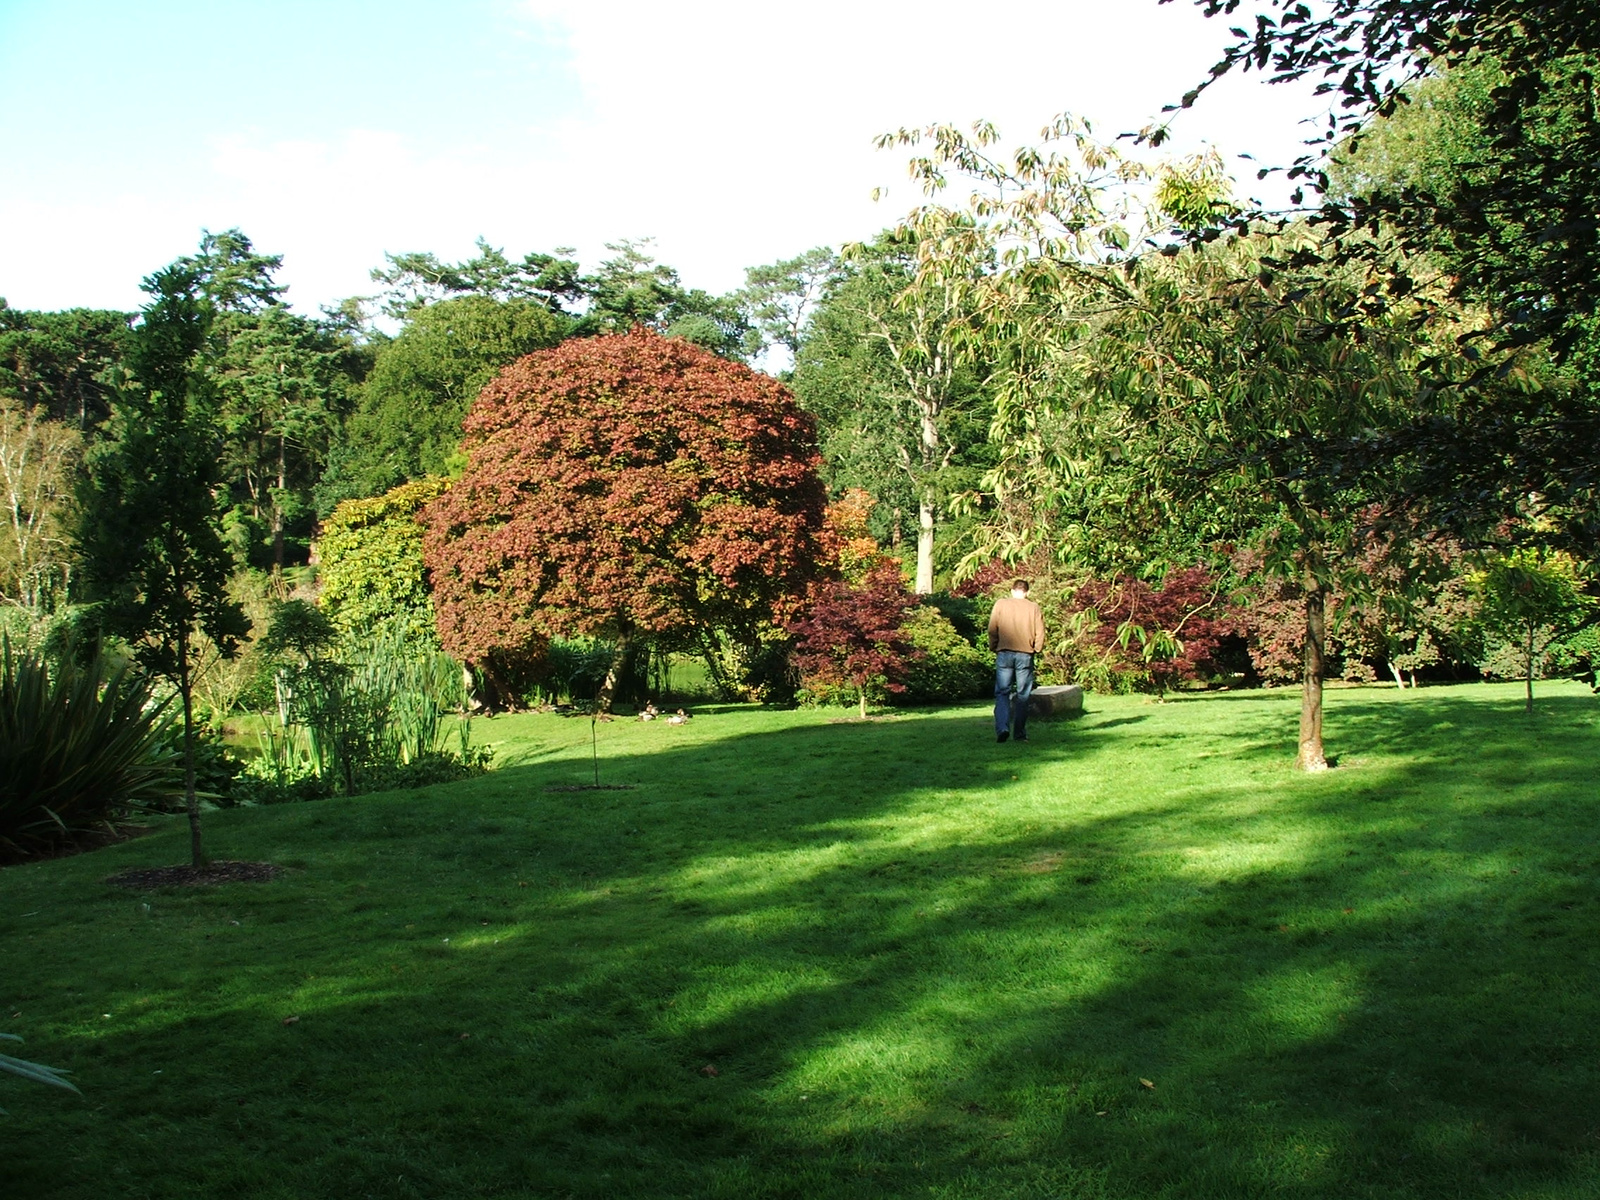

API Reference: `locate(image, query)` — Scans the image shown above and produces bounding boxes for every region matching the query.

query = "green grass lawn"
[3,682,1599,1199]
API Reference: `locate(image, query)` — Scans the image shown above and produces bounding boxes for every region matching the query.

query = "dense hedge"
[318,476,451,648]
[899,605,991,705]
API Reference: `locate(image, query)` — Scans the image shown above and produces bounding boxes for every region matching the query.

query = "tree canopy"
[318,295,569,510]
[579,239,755,360]
[421,330,825,706]
[792,231,994,592]
[873,112,1504,766]
[369,237,587,320]
[738,247,842,359]
[1170,1,1600,358]
[0,302,133,429]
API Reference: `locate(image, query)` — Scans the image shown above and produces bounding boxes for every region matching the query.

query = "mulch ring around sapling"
[104,861,284,889]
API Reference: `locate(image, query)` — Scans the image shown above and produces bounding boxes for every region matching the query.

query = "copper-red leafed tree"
[421,330,826,709]
[788,562,922,718]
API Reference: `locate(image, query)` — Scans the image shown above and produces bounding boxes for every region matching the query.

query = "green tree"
[1325,59,1504,206]
[0,302,134,429]
[1171,3,1600,551]
[887,116,1465,768]
[78,265,249,867]
[1170,1,1600,354]
[369,237,586,319]
[214,305,351,568]
[151,229,364,569]
[792,232,993,593]
[738,247,842,360]
[0,396,82,610]
[318,476,450,649]
[177,228,287,313]
[1071,237,1445,768]
[580,239,755,360]
[1318,55,1600,554]
[1473,547,1595,712]
[317,295,569,509]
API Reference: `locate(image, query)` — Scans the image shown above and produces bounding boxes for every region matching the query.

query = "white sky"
[0,0,1328,316]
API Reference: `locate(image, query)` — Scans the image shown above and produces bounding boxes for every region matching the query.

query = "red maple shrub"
[1058,566,1233,697]
[952,557,1014,599]
[421,331,826,705]
[788,561,923,717]
[1230,536,1482,687]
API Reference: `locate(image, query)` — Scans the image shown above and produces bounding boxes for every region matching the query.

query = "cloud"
[0,0,1327,314]
[502,0,1325,288]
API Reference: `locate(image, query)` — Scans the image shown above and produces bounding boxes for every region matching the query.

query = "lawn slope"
[2,682,1598,1199]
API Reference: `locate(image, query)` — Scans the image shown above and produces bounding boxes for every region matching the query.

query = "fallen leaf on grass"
[282,1016,299,1026]
[700,1064,719,1077]
[1139,1078,1155,1090]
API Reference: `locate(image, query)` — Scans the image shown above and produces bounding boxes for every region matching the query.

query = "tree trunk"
[1296,585,1329,772]
[596,631,632,713]
[478,658,519,713]
[1388,662,1404,689]
[913,384,941,594]
[177,629,205,866]
[699,633,736,701]
[858,687,868,719]
[915,495,935,595]
[1525,618,1536,714]
[272,436,286,570]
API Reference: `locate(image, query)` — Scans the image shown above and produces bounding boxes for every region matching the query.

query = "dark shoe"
[1014,734,1028,742]
[996,731,1009,743]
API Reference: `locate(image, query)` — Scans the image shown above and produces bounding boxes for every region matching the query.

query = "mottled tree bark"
[915,496,936,595]
[272,435,287,570]
[596,631,632,713]
[1297,583,1329,772]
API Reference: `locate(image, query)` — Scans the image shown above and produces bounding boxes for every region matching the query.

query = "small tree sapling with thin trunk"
[78,265,249,867]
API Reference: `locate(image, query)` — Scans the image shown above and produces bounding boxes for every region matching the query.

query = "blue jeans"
[994,650,1035,738]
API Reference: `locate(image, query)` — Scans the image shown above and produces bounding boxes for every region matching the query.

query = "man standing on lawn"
[988,579,1045,743]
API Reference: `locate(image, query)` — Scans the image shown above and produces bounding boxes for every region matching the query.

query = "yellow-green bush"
[318,477,450,648]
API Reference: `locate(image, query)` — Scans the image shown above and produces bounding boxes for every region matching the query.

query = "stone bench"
[1029,684,1084,717]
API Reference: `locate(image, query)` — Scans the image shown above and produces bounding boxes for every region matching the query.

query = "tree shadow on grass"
[5,689,1600,1199]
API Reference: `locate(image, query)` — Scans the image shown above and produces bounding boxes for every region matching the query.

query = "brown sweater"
[988,596,1045,653]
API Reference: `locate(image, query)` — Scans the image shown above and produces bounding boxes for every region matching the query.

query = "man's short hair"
[1012,579,1030,592]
